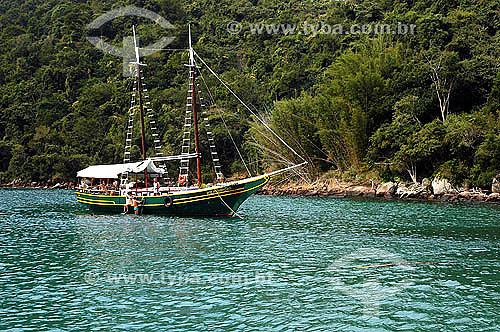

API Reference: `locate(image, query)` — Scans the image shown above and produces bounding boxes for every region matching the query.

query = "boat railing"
[77,187,120,196]
[79,185,218,196]
[117,186,208,197]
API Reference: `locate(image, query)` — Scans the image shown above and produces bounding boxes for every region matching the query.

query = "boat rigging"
[75,25,307,216]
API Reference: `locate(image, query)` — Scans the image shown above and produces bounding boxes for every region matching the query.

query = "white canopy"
[77,160,165,179]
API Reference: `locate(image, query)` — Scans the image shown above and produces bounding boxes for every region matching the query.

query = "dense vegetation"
[0,0,499,188]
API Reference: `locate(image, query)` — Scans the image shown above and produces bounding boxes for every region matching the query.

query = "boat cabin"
[77,159,169,197]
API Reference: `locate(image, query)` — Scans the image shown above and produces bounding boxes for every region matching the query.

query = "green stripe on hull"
[75,176,269,216]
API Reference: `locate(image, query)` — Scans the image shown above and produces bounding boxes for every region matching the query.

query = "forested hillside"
[0,0,499,188]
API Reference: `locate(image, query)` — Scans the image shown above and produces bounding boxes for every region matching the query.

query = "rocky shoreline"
[0,179,76,190]
[257,178,500,204]
[2,177,500,205]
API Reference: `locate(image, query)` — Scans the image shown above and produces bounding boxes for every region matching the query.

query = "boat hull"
[75,176,269,216]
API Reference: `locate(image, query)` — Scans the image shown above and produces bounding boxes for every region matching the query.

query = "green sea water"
[0,188,499,331]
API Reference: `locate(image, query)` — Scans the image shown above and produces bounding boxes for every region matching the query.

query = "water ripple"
[0,190,499,331]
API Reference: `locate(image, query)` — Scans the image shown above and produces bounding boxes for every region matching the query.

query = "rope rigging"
[195,65,253,177]
[121,65,170,188]
[193,72,224,183]
[194,50,307,165]
[121,31,307,191]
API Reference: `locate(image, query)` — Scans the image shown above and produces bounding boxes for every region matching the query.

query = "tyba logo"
[86,6,175,77]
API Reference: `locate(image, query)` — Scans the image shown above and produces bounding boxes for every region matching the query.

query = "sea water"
[0,189,498,331]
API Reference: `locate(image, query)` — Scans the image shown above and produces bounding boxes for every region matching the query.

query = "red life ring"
[178,174,187,184]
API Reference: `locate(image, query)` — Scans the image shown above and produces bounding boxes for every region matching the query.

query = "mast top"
[131,25,147,161]
[188,24,195,67]
[132,25,146,68]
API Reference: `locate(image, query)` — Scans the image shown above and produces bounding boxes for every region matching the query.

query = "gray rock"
[492,175,500,193]
[396,184,408,196]
[376,182,398,197]
[432,177,455,195]
[347,186,372,197]
[486,193,500,202]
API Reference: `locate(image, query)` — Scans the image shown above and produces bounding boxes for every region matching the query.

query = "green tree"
[317,38,405,168]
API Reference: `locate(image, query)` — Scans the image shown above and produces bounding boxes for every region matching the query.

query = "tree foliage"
[0,0,499,188]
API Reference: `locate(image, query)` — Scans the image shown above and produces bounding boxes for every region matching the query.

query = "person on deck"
[153,177,160,195]
[133,196,143,215]
[123,191,133,214]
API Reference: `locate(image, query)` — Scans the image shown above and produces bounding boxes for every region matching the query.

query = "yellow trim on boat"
[77,177,269,207]
[77,196,119,205]
[145,176,269,206]
[75,192,121,198]
[74,174,269,199]
[174,177,268,205]
[76,184,241,202]
[77,200,119,206]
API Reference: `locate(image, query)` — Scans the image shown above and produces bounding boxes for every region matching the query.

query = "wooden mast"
[133,26,148,190]
[189,25,202,186]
